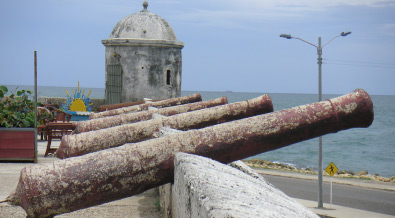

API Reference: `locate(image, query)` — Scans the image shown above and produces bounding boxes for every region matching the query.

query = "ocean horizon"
[2,84,395,178]
[3,84,395,97]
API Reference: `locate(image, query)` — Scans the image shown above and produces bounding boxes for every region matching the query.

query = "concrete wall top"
[172,152,320,218]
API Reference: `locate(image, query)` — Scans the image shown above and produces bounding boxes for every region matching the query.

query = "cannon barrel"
[90,93,202,119]
[75,97,228,133]
[99,100,146,112]
[57,95,273,158]
[99,99,161,112]
[7,89,374,218]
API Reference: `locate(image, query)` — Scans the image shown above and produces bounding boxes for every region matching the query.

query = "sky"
[1,0,395,95]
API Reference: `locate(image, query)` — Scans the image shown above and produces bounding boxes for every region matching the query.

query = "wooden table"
[45,122,75,157]
[37,124,48,141]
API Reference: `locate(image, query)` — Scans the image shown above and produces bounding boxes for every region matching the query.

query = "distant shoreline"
[242,159,395,184]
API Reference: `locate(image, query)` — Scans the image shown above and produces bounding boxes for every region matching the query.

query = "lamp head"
[340,31,351,37]
[280,34,292,39]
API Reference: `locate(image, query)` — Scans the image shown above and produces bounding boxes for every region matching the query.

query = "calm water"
[4,85,395,177]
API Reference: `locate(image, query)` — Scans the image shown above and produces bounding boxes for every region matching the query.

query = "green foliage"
[37,107,53,125]
[0,85,35,128]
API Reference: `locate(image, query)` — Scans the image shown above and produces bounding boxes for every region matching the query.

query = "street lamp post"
[280,31,351,208]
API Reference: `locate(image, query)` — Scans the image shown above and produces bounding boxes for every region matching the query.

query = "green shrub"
[0,85,35,128]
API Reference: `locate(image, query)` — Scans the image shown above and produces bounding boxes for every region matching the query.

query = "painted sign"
[325,162,338,177]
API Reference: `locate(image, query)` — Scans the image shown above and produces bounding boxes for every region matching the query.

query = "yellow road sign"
[325,162,338,177]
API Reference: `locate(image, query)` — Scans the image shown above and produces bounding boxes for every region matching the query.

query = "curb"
[253,168,395,192]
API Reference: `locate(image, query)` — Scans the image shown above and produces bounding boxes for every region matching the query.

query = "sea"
[4,85,395,178]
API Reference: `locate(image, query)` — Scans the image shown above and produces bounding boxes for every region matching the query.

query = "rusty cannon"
[98,99,161,112]
[57,95,274,158]
[74,97,228,133]
[6,89,374,218]
[90,93,202,119]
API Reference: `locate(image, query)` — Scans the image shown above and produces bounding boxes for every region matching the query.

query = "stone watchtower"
[102,1,184,104]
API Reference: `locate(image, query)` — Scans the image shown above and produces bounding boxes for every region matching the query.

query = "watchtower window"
[106,64,122,104]
[166,70,171,86]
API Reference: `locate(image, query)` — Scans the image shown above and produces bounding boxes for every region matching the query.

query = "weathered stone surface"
[7,89,373,218]
[172,153,319,218]
[228,160,270,184]
[89,93,201,119]
[103,2,184,103]
[109,8,178,41]
[103,45,183,103]
[57,95,273,158]
[159,183,172,218]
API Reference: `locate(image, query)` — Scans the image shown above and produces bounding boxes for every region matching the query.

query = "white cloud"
[48,0,395,30]
[220,0,395,9]
[166,0,395,29]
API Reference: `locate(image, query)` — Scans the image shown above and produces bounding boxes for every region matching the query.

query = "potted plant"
[0,85,39,162]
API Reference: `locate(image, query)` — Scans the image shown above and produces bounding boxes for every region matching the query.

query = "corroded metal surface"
[99,99,164,111]
[75,97,227,133]
[90,93,202,119]
[57,95,273,158]
[7,89,374,218]
[99,100,146,112]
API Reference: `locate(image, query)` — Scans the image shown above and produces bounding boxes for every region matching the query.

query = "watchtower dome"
[102,1,184,104]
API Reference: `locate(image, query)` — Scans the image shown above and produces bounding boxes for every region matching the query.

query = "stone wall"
[160,153,319,218]
[103,45,182,103]
[38,97,105,112]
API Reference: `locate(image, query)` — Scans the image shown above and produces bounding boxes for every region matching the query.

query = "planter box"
[0,128,37,162]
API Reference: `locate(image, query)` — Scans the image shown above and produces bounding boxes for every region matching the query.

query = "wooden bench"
[37,107,72,141]
[45,122,75,157]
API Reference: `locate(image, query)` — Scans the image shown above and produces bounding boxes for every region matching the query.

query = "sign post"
[325,162,338,207]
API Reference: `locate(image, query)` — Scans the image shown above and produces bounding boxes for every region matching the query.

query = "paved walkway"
[0,139,160,218]
[296,198,394,218]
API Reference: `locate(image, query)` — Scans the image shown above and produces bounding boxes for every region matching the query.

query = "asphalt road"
[263,174,395,216]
